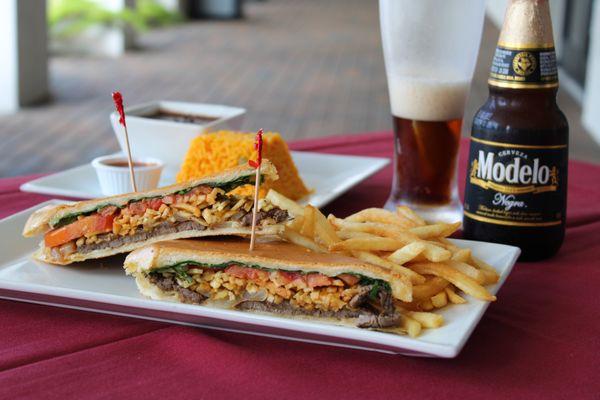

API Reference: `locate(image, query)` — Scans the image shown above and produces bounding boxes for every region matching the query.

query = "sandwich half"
[23,161,291,265]
[124,238,410,329]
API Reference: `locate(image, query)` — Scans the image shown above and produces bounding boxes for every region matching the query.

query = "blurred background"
[0,0,598,177]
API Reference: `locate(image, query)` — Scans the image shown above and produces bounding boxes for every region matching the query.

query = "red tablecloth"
[1,132,599,399]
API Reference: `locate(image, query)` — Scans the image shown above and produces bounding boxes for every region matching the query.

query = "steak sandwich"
[124,238,410,329]
[23,161,290,265]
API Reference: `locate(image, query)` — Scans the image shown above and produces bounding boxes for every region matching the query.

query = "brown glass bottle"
[462,0,569,261]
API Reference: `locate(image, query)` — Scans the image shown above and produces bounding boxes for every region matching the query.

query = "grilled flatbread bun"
[23,161,278,237]
[124,238,411,301]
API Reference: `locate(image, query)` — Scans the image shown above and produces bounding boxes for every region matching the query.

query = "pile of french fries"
[265,190,500,338]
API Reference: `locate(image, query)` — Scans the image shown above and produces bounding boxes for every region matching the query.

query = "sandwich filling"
[144,262,402,329]
[43,185,288,262]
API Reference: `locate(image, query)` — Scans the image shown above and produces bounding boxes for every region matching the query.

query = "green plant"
[137,0,183,27]
[48,0,181,39]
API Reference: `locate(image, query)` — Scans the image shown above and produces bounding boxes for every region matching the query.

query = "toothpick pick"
[112,91,137,192]
[248,129,264,251]
[249,168,261,251]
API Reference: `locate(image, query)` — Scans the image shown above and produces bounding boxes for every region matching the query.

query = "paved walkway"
[0,0,597,177]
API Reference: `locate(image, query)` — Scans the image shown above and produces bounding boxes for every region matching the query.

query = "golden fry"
[437,237,461,252]
[282,227,326,253]
[471,256,500,284]
[430,291,448,308]
[299,205,316,238]
[388,241,426,265]
[335,230,378,240]
[328,218,419,243]
[410,262,496,301]
[448,260,486,284]
[445,286,467,304]
[412,277,450,301]
[286,215,305,232]
[313,207,340,246]
[451,248,472,263]
[265,190,305,217]
[351,250,426,285]
[407,311,444,328]
[402,315,422,338]
[329,237,405,252]
[419,299,434,311]
[396,206,426,226]
[422,242,452,262]
[345,208,414,228]
[409,222,461,239]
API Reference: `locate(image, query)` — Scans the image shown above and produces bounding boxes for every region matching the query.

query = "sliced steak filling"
[241,208,289,226]
[148,274,207,304]
[77,221,206,253]
[237,300,363,319]
[238,300,401,328]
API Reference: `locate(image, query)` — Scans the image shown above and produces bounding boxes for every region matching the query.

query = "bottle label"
[463,136,567,227]
[488,43,558,89]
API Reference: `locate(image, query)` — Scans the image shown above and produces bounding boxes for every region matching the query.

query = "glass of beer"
[379,0,485,222]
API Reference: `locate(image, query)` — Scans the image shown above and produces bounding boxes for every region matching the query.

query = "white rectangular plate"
[0,201,519,357]
[20,152,389,209]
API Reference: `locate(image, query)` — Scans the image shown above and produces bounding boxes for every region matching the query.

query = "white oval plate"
[0,201,519,358]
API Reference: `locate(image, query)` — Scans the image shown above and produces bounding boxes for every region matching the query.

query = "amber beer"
[462,0,568,261]
[392,116,462,205]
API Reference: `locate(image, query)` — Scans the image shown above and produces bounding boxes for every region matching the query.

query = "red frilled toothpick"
[112,91,137,192]
[248,129,264,251]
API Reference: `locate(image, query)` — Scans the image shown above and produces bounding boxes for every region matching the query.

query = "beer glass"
[380,0,485,222]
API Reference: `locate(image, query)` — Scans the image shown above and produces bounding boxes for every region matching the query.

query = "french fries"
[329,237,406,252]
[282,227,326,253]
[410,262,496,301]
[312,207,341,246]
[264,190,501,338]
[388,241,426,265]
[402,316,422,338]
[412,277,450,301]
[350,251,426,285]
[299,205,316,238]
[345,208,414,228]
[396,206,426,226]
[265,190,306,217]
[406,311,444,328]
[409,222,461,239]
[328,217,419,243]
[445,286,467,304]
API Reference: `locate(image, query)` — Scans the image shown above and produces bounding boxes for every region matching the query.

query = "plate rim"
[19,151,390,209]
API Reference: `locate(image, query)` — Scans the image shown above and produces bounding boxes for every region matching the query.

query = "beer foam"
[387,75,471,121]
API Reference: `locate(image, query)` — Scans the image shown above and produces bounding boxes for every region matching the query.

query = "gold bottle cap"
[489,0,559,88]
[498,0,555,50]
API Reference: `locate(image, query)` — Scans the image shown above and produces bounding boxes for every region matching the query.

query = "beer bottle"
[462,0,568,261]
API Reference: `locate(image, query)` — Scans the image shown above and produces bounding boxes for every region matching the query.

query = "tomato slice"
[128,198,163,216]
[277,271,304,285]
[147,198,163,211]
[306,273,333,288]
[128,201,147,216]
[225,265,268,281]
[338,273,360,286]
[44,214,114,248]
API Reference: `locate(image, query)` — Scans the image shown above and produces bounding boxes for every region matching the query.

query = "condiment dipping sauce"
[92,155,164,196]
[142,110,219,125]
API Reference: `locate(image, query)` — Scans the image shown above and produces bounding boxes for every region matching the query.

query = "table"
[1,132,599,399]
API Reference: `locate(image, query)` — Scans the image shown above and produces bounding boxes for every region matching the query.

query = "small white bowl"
[92,155,164,196]
[110,101,246,168]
